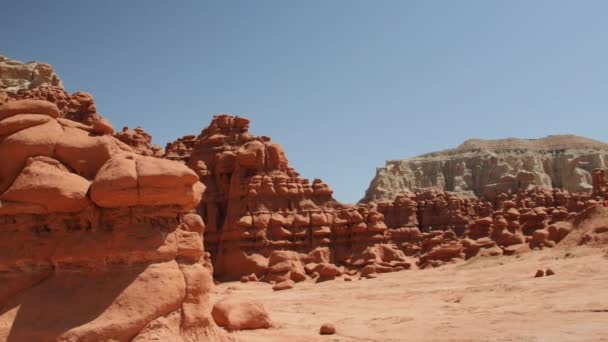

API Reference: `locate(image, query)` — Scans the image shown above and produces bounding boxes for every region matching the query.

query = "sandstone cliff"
[175,114,408,281]
[363,135,608,202]
[0,98,229,341]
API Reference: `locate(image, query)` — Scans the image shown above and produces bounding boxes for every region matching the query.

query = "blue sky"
[2,1,607,203]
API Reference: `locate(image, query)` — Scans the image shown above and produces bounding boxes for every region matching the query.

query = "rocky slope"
[363,135,608,202]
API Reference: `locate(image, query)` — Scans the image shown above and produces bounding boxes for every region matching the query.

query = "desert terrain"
[1,54,608,341]
[215,246,608,342]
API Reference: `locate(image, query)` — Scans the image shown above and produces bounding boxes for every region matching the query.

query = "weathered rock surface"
[115,125,164,157]
[165,133,198,163]
[0,99,228,341]
[212,297,272,331]
[0,55,100,127]
[2,85,103,126]
[3,86,165,157]
[373,180,608,268]
[0,55,63,92]
[163,113,608,281]
[363,135,608,202]
[1,55,165,155]
[172,114,409,281]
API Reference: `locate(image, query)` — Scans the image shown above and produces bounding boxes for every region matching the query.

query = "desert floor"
[212,246,608,342]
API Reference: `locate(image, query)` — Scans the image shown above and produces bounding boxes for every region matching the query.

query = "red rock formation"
[370,184,608,267]
[3,86,102,126]
[163,114,607,278]
[0,99,228,341]
[114,125,164,157]
[3,87,172,157]
[3,89,605,302]
[165,133,198,163]
[161,114,405,281]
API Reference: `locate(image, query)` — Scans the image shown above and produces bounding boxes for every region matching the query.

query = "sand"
[212,246,608,342]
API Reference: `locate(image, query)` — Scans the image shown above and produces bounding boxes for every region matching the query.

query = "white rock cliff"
[362,135,608,202]
[0,55,63,92]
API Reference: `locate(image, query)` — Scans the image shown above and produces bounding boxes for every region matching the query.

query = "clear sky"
[2,1,607,203]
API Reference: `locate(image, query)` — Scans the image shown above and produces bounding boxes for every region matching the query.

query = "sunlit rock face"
[362,135,608,203]
[0,55,63,93]
[0,98,228,342]
[179,114,403,281]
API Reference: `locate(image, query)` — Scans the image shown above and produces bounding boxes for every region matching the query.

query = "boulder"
[211,298,272,331]
[272,279,295,291]
[0,99,59,120]
[320,323,336,335]
[1,156,90,213]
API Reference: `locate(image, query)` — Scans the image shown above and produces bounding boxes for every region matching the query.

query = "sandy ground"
[212,246,608,342]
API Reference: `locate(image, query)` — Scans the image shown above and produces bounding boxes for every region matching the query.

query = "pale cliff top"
[0,54,63,92]
[387,134,608,164]
[458,134,608,151]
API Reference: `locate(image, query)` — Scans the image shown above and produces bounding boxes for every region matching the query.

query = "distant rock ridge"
[363,135,608,203]
[0,55,63,92]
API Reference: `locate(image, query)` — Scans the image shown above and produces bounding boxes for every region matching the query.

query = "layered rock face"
[115,126,164,157]
[164,114,408,281]
[160,115,608,281]
[363,135,608,203]
[4,86,166,159]
[2,85,104,127]
[165,134,198,163]
[0,98,228,341]
[0,56,63,92]
[374,183,608,268]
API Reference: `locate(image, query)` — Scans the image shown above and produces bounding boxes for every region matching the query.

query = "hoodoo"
[168,114,409,281]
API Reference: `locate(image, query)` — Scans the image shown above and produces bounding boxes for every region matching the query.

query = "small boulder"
[290,270,307,282]
[0,99,60,120]
[545,268,555,276]
[272,279,295,291]
[319,323,336,335]
[534,269,544,278]
[211,297,272,331]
